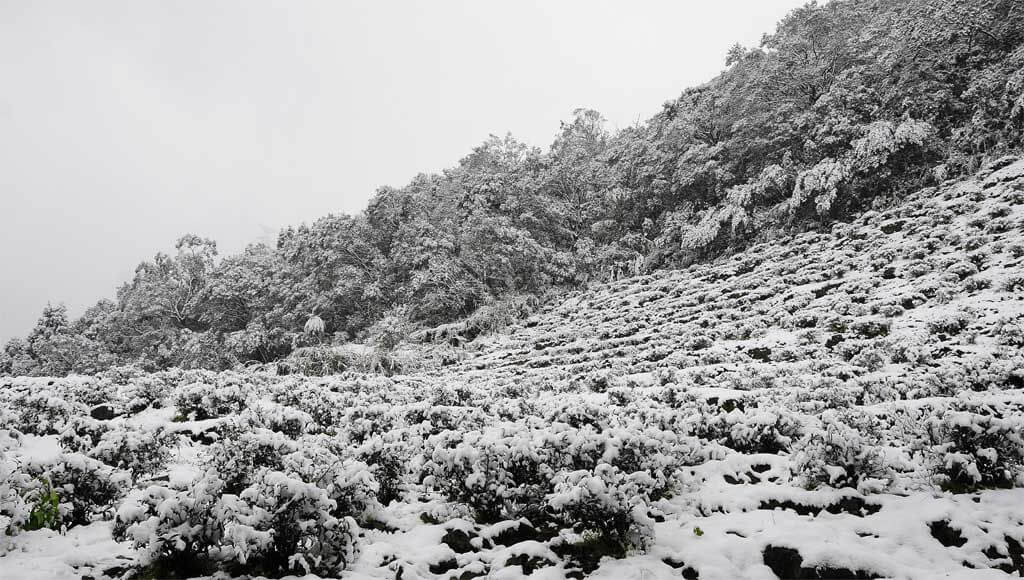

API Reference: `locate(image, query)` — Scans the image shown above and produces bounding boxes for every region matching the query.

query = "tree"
[114,235,219,368]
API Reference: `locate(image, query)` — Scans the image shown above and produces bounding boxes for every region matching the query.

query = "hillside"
[449,156,1024,392]
[5,0,1023,376]
[1,159,1023,579]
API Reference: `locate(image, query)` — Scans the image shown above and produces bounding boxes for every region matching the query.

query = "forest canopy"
[4,0,1022,376]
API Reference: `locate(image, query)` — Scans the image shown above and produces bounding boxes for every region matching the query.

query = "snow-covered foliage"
[2,159,1024,578]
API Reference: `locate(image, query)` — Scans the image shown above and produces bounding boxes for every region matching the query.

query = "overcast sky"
[0,0,807,343]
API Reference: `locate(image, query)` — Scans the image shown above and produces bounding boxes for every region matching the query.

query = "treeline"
[4,0,1022,376]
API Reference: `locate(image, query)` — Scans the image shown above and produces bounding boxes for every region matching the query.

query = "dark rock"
[763,546,803,579]
[505,554,554,575]
[747,347,772,362]
[929,520,967,548]
[825,334,845,348]
[663,557,699,578]
[442,528,477,554]
[763,545,881,579]
[493,520,539,546]
[429,558,458,575]
[90,404,119,421]
[880,220,905,234]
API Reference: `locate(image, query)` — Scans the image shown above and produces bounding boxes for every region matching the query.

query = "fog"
[0,0,806,342]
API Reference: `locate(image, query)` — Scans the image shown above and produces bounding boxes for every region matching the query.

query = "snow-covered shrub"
[280,438,379,520]
[119,375,172,412]
[0,451,30,538]
[925,410,1024,492]
[97,364,149,386]
[342,404,400,444]
[584,427,695,500]
[962,276,992,292]
[279,346,353,376]
[354,435,407,505]
[221,469,360,576]
[22,453,128,527]
[545,400,611,430]
[271,381,342,428]
[90,426,175,477]
[547,464,657,572]
[905,260,931,278]
[996,318,1024,347]
[607,386,634,406]
[945,261,979,281]
[426,423,690,525]
[428,385,460,406]
[576,369,624,394]
[58,416,111,454]
[61,377,118,408]
[726,407,802,454]
[173,381,250,421]
[850,346,887,372]
[920,356,1022,395]
[928,309,975,336]
[405,405,487,437]
[791,412,888,491]
[426,426,554,524]
[366,306,415,351]
[204,428,298,494]
[889,337,932,365]
[463,294,537,338]
[116,442,372,577]
[850,319,890,338]
[241,401,314,438]
[1000,274,1024,292]
[114,482,223,576]
[9,392,85,435]
[799,377,861,410]
[875,302,905,318]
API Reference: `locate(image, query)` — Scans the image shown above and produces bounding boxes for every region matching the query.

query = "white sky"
[0,0,807,343]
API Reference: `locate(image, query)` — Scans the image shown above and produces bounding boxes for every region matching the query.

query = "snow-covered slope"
[2,158,1024,579]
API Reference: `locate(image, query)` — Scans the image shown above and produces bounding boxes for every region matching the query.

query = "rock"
[763,545,881,579]
[747,347,772,362]
[663,557,699,579]
[442,528,477,554]
[89,404,119,420]
[492,520,539,547]
[504,554,554,575]
[428,558,457,575]
[929,520,967,548]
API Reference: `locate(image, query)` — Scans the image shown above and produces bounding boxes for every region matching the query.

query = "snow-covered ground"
[2,158,1024,578]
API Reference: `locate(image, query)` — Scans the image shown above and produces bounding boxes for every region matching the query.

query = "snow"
[17,435,62,463]
[0,521,131,580]
[2,158,1024,578]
